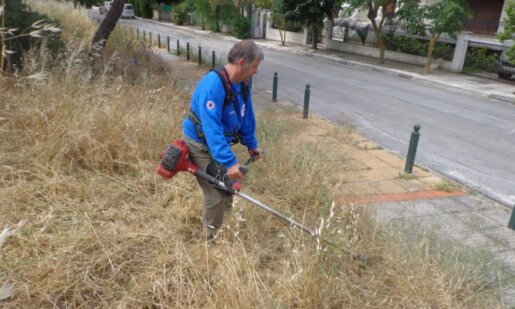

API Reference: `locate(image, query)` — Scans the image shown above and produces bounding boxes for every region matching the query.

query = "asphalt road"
[91,12,515,208]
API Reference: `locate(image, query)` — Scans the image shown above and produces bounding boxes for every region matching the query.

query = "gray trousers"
[182,135,232,235]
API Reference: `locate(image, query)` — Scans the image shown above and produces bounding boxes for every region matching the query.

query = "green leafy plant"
[356,26,369,45]
[139,0,153,18]
[497,1,515,62]
[464,47,499,72]
[280,0,339,49]
[232,16,251,39]
[194,0,211,30]
[383,34,455,61]
[398,0,472,74]
[173,1,188,25]
[218,0,236,26]
[254,0,272,9]
[348,0,397,63]
[271,0,287,45]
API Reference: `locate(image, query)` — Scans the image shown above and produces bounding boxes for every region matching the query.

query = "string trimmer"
[156,139,316,236]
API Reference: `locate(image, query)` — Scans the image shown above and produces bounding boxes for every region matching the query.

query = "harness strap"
[212,65,249,108]
[187,66,249,145]
[188,110,242,145]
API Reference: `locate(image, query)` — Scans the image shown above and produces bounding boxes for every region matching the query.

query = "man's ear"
[237,58,245,67]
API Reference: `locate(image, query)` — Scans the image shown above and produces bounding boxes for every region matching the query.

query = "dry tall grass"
[0,1,509,307]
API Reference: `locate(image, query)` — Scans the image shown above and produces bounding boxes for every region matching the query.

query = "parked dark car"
[498,50,515,80]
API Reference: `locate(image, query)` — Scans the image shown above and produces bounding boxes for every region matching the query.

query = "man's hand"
[248,148,263,161]
[227,163,243,180]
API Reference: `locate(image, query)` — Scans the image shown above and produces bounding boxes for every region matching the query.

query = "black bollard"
[167,36,170,52]
[149,32,152,45]
[143,30,146,41]
[509,205,515,231]
[176,39,180,56]
[137,28,139,39]
[212,51,216,68]
[404,125,421,174]
[198,46,202,66]
[158,33,161,48]
[187,42,190,61]
[272,72,278,102]
[303,84,310,119]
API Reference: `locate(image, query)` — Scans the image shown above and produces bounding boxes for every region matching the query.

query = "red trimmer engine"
[156,139,242,192]
[156,139,197,179]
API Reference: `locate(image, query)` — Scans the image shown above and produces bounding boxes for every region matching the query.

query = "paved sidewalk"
[149,22,515,306]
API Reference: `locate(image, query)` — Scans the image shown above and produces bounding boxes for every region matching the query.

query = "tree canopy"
[347,0,397,64]
[498,1,515,62]
[278,0,341,49]
[398,0,472,73]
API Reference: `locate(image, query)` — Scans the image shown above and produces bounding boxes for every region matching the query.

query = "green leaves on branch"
[497,2,515,62]
[255,0,272,9]
[192,0,237,32]
[397,0,472,38]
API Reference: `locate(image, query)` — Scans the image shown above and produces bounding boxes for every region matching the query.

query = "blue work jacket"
[182,71,258,167]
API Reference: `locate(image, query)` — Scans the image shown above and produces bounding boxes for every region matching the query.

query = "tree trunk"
[325,19,333,42]
[369,19,385,64]
[424,32,437,75]
[214,4,221,32]
[246,0,252,18]
[311,25,317,49]
[91,0,124,52]
[279,28,286,46]
[378,36,385,64]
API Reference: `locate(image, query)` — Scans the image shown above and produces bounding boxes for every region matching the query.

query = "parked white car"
[121,3,135,19]
[99,1,111,15]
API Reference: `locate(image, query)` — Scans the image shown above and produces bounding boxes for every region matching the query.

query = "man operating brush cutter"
[180,40,264,243]
[158,40,326,242]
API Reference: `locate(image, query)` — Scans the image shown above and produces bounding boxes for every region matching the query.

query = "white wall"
[264,10,308,45]
[251,8,268,39]
[266,27,307,45]
[326,38,452,70]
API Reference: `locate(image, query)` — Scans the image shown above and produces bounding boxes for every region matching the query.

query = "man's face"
[239,57,261,82]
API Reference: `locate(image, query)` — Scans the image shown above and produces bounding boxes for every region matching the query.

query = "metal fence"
[332,21,374,45]
[333,20,457,43]
[331,21,457,61]
[331,19,514,83]
[463,41,512,82]
[463,20,505,37]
